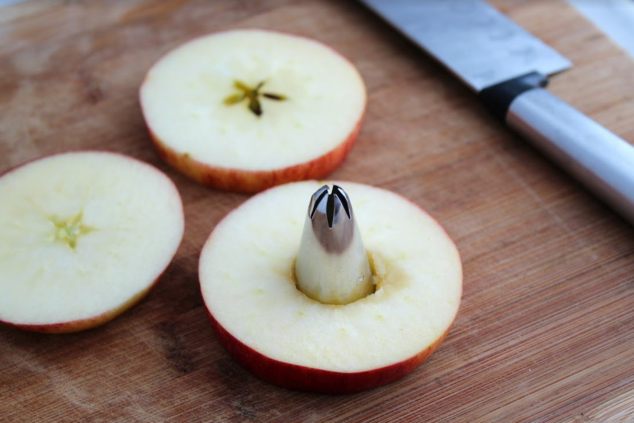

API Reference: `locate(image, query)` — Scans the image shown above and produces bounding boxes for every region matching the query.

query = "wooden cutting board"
[2,0,634,421]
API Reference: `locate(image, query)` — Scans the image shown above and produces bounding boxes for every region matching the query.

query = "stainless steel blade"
[360,0,572,91]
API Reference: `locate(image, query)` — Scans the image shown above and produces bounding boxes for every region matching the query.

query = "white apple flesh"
[0,152,184,333]
[140,29,366,193]
[199,181,462,393]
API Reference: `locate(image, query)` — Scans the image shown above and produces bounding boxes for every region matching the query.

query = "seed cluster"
[223,80,287,117]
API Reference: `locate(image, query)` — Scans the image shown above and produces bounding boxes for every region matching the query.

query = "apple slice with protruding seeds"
[199,181,462,393]
[140,29,366,193]
[0,152,184,333]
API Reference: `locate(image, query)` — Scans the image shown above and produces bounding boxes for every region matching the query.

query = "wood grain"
[2,0,634,421]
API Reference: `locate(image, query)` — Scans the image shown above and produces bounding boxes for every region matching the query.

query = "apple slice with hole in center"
[199,181,462,393]
[0,152,184,333]
[140,29,366,194]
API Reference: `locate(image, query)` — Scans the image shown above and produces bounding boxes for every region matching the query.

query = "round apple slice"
[199,181,462,393]
[140,29,366,194]
[0,152,184,333]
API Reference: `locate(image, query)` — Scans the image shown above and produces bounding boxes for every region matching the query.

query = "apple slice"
[140,29,366,194]
[0,152,184,333]
[199,181,462,393]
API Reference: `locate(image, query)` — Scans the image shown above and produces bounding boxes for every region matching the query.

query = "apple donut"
[199,181,462,393]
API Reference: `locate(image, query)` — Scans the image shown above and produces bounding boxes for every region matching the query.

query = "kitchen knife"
[360,0,634,225]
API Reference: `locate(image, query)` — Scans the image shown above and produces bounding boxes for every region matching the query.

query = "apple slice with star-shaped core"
[0,152,184,333]
[199,181,462,393]
[140,29,366,193]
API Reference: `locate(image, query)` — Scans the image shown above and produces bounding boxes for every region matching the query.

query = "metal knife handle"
[506,87,634,224]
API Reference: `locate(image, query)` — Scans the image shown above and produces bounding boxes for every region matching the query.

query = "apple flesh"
[140,29,366,193]
[199,181,462,393]
[0,152,184,333]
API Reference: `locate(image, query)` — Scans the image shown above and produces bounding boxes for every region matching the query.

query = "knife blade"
[360,0,634,226]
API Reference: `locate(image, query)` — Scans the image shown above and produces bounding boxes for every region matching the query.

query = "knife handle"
[505,87,634,225]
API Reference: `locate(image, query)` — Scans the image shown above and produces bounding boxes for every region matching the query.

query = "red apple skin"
[0,151,184,334]
[147,117,362,194]
[206,308,451,394]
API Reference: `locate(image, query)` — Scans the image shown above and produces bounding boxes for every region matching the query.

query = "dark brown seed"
[249,97,262,116]
[262,93,287,101]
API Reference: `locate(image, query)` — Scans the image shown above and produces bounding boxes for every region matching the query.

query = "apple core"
[49,211,94,249]
[223,79,288,117]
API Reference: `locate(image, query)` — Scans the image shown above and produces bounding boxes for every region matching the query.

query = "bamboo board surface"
[2,0,634,421]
